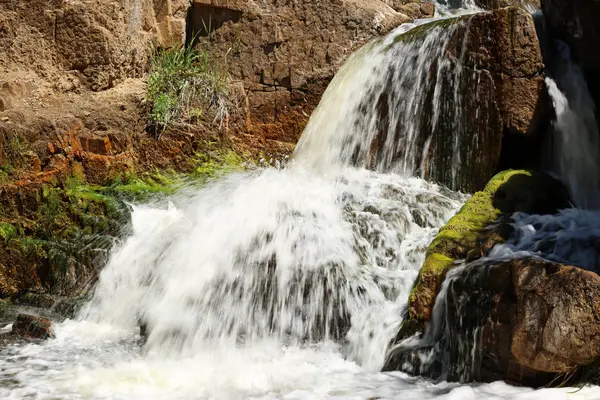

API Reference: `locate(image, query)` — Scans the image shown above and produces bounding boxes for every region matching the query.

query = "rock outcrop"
[401,169,570,336]
[189,0,434,145]
[344,7,548,193]
[382,171,596,387]
[426,7,547,192]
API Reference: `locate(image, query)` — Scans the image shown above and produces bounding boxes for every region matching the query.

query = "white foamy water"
[294,20,464,180]
[2,167,598,399]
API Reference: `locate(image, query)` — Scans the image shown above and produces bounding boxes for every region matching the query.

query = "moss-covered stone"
[407,169,570,325]
[0,141,249,300]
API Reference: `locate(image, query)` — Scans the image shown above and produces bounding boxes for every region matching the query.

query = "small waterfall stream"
[294,14,479,190]
[545,42,600,209]
[1,2,600,400]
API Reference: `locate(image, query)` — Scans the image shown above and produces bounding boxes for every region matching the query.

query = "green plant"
[146,45,230,137]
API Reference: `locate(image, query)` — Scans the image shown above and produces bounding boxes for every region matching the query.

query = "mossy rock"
[406,170,570,327]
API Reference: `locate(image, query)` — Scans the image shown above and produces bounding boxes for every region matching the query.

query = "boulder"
[446,258,600,386]
[11,313,54,340]
[403,170,569,333]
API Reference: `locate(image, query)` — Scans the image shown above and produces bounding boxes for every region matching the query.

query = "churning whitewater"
[2,2,600,400]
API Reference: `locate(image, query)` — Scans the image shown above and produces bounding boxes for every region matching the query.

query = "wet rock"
[475,0,540,9]
[356,7,547,193]
[455,259,599,386]
[441,7,546,191]
[385,257,600,386]
[400,170,569,334]
[11,313,54,340]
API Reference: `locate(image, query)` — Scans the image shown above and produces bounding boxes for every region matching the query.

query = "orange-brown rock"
[461,258,600,385]
[189,0,434,146]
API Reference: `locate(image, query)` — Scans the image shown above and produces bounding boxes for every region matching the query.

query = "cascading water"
[381,38,600,387]
[2,3,600,400]
[545,41,600,209]
[294,17,473,187]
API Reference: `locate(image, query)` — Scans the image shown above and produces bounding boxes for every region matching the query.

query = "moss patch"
[0,141,249,299]
[407,169,570,325]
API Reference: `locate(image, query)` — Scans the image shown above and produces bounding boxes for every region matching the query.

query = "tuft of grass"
[146,45,230,136]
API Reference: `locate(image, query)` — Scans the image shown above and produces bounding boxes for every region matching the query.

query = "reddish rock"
[189,0,433,146]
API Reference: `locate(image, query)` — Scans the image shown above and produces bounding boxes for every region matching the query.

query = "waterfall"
[4,2,600,399]
[545,43,600,209]
[294,18,469,183]
[80,167,466,363]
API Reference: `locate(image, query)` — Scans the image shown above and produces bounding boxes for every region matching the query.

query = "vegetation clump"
[146,45,230,137]
[0,141,248,299]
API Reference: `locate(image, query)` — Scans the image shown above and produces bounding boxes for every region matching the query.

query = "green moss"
[192,146,244,182]
[0,222,16,245]
[0,139,251,299]
[408,170,532,322]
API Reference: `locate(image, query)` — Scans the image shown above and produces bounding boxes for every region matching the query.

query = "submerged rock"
[11,313,54,340]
